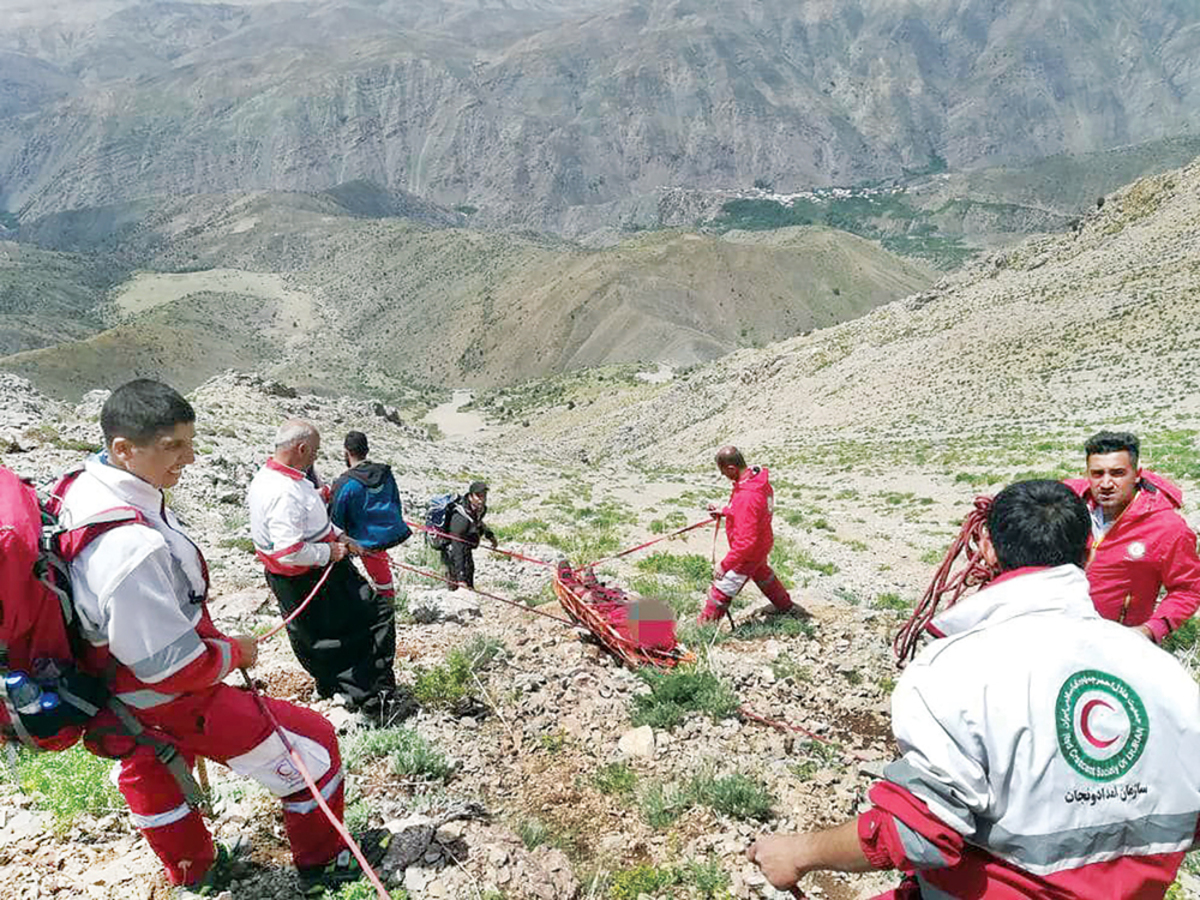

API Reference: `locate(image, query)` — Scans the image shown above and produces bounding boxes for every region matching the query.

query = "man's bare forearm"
[748,819,874,889]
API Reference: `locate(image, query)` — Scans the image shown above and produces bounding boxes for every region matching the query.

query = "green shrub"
[680,857,732,897]
[342,727,453,783]
[8,743,123,830]
[609,863,680,899]
[342,798,371,835]
[690,772,775,822]
[219,537,256,554]
[789,740,845,782]
[638,771,775,827]
[593,761,638,797]
[733,615,816,641]
[770,539,838,577]
[638,781,695,828]
[1164,618,1200,654]
[630,667,738,730]
[411,636,502,709]
[516,817,550,850]
[770,653,810,682]
[321,881,408,899]
[873,592,911,612]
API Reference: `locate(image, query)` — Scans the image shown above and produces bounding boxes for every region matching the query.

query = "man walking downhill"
[329,431,411,601]
[1064,430,1200,642]
[442,481,496,591]
[247,420,398,721]
[699,445,796,623]
[60,381,384,898]
[749,480,1200,899]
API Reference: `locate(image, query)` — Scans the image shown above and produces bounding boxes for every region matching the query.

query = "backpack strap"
[53,508,147,562]
[0,675,34,745]
[100,696,209,814]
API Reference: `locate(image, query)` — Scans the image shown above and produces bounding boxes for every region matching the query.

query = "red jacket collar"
[266,458,305,480]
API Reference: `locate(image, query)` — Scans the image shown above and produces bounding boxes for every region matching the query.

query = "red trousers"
[700,559,793,621]
[88,684,345,886]
[360,550,394,598]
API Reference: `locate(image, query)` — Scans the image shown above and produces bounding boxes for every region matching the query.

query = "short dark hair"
[987,480,1090,571]
[100,379,195,447]
[1085,431,1139,468]
[715,446,746,469]
[344,431,369,459]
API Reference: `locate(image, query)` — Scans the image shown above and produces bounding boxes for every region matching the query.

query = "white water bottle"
[3,672,44,716]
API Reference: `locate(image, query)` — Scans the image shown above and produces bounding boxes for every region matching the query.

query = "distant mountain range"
[0,187,931,397]
[2,0,1198,233]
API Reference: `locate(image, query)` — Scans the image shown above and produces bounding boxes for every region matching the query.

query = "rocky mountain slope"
[1,162,1199,900]
[506,156,1200,469]
[0,190,932,398]
[2,0,1199,232]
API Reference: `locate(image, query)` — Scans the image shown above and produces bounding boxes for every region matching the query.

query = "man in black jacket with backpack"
[442,481,496,590]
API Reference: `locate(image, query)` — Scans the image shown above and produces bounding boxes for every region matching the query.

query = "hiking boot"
[360,689,417,728]
[297,828,392,896]
[696,602,730,624]
[171,836,250,898]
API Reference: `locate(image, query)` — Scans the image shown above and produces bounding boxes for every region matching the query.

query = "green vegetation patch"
[321,882,408,899]
[630,667,739,730]
[710,195,975,269]
[411,635,503,710]
[342,726,454,783]
[3,743,124,830]
[593,761,639,797]
[606,857,731,900]
[638,771,775,828]
[636,552,712,586]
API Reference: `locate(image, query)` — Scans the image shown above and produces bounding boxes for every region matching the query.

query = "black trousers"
[441,540,477,589]
[265,559,396,707]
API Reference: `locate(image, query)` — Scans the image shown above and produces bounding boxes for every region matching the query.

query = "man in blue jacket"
[329,432,411,600]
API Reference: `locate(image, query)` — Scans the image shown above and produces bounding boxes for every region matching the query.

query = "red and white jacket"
[247,459,337,576]
[1064,471,1200,642]
[59,458,244,711]
[719,466,775,573]
[859,566,1200,899]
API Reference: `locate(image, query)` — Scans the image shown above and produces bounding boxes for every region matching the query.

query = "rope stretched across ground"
[248,516,869,899]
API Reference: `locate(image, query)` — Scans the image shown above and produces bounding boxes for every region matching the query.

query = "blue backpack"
[424,494,459,550]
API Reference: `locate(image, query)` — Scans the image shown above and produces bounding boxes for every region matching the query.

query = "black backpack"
[424,493,459,550]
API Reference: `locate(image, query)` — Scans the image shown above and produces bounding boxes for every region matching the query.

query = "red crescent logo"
[1080,698,1118,748]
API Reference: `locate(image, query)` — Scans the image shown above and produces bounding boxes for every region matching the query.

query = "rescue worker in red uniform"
[698,445,796,622]
[61,380,380,897]
[1064,431,1200,642]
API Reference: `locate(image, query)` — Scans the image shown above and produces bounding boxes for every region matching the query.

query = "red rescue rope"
[256,563,335,643]
[239,669,391,900]
[893,496,996,666]
[389,558,577,626]
[585,517,716,569]
[404,519,554,567]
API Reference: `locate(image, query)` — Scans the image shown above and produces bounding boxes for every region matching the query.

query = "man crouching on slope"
[748,480,1200,899]
[60,380,384,897]
[248,419,398,722]
[699,445,796,623]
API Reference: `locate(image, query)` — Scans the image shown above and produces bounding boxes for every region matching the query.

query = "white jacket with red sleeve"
[858,565,1200,899]
[59,457,244,711]
[247,459,337,575]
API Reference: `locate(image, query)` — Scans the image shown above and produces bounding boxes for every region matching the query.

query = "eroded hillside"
[0,191,931,397]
